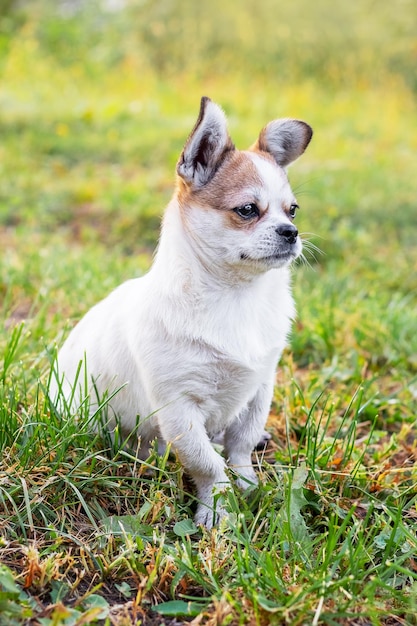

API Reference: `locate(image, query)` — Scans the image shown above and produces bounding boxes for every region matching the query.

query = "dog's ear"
[177,97,235,187]
[253,119,313,168]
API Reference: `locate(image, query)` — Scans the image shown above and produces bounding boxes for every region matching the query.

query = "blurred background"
[1,0,415,242]
[0,0,416,381]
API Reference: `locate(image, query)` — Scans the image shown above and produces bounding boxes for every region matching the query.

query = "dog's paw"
[194,500,229,530]
[228,458,258,491]
[235,469,258,491]
[194,482,230,530]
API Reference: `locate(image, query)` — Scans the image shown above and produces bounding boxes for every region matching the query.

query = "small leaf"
[291,463,309,490]
[38,604,79,626]
[101,515,153,538]
[173,519,199,537]
[82,593,110,619]
[115,581,133,598]
[0,594,26,616]
[50,580,71,604]
[276,462,312,552]
[255,595,280,613]
[154,600,204,617]
[0,565,21,594]
[374,532,388,550]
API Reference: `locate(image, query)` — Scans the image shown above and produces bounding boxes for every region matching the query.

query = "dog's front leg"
[157,402,230,529]
[223,380,274,490]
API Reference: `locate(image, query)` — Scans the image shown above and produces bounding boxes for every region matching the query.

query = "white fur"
[50,98,312,528]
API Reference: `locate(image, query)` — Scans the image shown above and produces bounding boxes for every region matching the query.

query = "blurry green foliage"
[1,0,416,90]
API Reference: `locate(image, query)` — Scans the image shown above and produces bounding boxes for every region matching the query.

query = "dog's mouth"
[240,250,298,264]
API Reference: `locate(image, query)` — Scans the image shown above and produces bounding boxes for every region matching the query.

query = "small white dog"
[51,97,312,528]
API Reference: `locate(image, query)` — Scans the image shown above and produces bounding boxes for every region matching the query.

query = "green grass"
[1,1,417,624]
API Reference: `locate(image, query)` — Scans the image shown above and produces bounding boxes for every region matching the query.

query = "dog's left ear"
[177,96,235,187]
[253,119,313,168]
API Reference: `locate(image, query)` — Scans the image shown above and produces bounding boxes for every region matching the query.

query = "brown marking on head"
[176,149,271,229]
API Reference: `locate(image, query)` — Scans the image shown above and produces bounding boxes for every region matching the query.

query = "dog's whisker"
[296,252,314,269]
[299,231,324,240]
[300,249,320,265]
[302,241,324,256]
[300,234,324,257]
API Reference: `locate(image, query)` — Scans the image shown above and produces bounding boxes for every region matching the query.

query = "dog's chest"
[195,345,276,433]
[189,279,291,364]
[139,268,293,429]
[169,286,290,430]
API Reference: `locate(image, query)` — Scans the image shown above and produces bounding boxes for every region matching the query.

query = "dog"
[50,97,312,528]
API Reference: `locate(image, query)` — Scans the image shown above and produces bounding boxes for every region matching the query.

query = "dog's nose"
[276,224,298,244]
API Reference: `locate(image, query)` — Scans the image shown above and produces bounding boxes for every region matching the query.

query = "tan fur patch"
[177,150,268,215]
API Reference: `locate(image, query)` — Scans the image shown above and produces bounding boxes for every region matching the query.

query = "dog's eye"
[234,203,259,220]
[289,203,299,219]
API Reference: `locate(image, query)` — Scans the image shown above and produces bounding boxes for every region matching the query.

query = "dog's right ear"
[177,97,235,187]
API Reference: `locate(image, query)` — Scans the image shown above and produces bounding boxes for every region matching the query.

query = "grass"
[1,1,417,624]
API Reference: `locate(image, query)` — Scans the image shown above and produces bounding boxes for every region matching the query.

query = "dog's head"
[176,97,312,274]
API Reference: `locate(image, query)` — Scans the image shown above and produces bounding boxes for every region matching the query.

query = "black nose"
[276,224,298,244]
